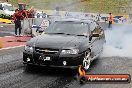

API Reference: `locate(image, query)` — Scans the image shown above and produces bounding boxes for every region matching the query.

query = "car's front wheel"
[82,51,91,71]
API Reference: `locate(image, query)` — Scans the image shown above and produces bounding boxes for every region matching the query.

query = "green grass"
[9,0,130,14]
[81,0,129,14]
[9,0,29,6]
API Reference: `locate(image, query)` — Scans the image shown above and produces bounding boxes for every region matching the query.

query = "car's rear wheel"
[82,51,91,71]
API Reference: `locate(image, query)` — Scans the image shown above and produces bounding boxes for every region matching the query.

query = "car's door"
[95,23,105,52]
[89,22,100,58]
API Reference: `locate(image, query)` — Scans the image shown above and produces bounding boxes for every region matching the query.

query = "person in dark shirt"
[13,9,24,36]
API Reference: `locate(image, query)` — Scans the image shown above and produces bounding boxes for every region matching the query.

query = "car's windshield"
[43,21,89,36]
[4,5,14,11]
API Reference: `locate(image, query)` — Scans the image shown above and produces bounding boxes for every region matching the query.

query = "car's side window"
[90,22,96,32]
[91,22,102,34]
[90,22,97,35]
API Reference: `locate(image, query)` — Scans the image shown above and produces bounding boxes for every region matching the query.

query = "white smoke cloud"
[101,24,132,57]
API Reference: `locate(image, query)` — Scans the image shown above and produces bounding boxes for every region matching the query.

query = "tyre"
[82,51,92,71]
[80,76,87,84]
[24,64,35,72]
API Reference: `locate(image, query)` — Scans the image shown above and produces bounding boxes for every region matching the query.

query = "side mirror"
[89,36,92,41]
[89,33,99,42]
[92,33,99,37]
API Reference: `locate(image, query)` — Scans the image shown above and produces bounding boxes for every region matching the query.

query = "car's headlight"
[24,46,33,52]
[60,49,79,54]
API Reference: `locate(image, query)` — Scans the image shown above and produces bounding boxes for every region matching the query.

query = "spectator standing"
[13,9,24,36]
[108,13,113,28]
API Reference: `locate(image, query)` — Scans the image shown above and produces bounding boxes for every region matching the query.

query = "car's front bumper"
[23,62,78,69]
[23,51,84,67]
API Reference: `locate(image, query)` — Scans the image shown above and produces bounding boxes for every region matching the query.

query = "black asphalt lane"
[0,47,131,88]
[0,24,14,31]
[0,23,132,88]
[0,32,14,37]
[0,24,15,37]
[0,47,76,88]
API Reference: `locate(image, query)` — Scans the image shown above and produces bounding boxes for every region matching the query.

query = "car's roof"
[55,18,94,24]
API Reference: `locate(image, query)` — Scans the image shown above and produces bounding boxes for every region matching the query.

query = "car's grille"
[35,47,59,54]
[33,53,59,65]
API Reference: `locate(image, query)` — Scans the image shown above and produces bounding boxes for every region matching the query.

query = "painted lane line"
[0,45,25,50]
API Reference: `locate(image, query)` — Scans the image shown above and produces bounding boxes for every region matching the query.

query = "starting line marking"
[0,35,32,38]
[0,36,14,38]
[0,45,25,51]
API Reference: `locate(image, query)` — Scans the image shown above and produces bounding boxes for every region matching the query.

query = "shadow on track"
[21,59,100,88]
[23,64,78,76]
[23,65,78,88]
[23,58,101,76]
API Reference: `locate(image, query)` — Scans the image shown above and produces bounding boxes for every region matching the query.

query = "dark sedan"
[23,19,105,71]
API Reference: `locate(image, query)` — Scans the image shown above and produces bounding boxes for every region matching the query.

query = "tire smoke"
[101,24,132,57]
